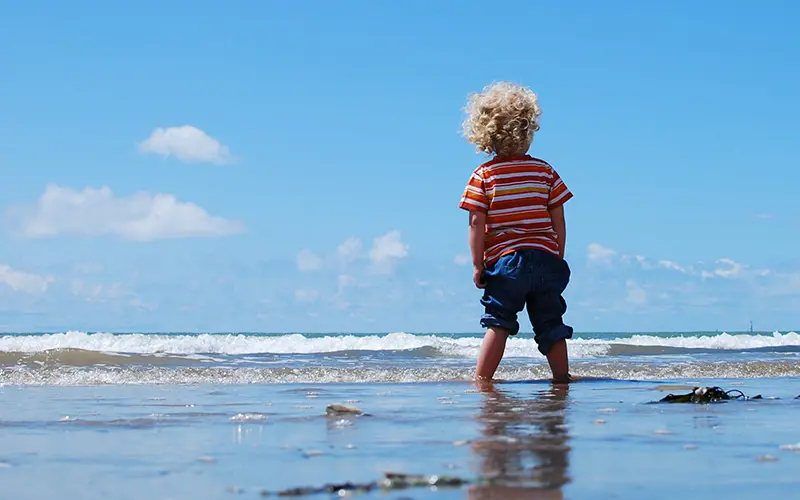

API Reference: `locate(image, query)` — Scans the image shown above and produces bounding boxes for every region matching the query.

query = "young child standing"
[458,81,574,384]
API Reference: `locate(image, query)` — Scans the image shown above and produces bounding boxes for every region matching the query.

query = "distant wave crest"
[0,330,798,359]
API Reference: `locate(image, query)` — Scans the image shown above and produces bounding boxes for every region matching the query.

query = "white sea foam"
[0,330,798,359]
[600,332,800,350]
[2,359,799,386]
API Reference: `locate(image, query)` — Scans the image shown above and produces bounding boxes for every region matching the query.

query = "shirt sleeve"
[458,167,489,213]
[547,167,573,209]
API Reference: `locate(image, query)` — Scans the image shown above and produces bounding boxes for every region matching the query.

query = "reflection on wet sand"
[468,381,571,500]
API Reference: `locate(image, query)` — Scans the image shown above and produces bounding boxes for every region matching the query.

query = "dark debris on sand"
[260,472,470,497]
[657,386,762,404]
[324,403,368,417]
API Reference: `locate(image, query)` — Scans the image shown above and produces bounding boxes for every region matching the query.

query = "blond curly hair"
[461,81,542,157]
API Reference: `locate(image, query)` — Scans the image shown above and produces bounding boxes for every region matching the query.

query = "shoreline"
[4,363,800,387]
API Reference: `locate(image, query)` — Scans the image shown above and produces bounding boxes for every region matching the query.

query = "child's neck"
[495,150,530,160]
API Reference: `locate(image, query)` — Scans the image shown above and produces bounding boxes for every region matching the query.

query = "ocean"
[1,330,799,499]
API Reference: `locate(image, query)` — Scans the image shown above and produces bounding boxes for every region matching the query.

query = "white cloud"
[625,280,647,306]
[588,243,616,264]
[296,249,323,272]
[658,260,686,273]
[713,258,743,278]
[338,274,356,291]
[7,184,244,241]
[454,254,471,266]
[330,274,356,310]
[368,230,409,274]
[755,271,800,297]
[129,298,156,311]
[294,289,320,303]
[138,125,234,165]
[71,280,126,302]
[0,265,53,293]
[337,237,363,266]
[622,252,749,281]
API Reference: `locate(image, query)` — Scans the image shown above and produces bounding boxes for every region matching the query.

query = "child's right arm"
[468,210,487,288]
[549,204,566,259]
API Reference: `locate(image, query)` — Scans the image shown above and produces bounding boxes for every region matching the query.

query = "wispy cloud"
[587,242,616,264]
[657,260,687,273]
[454,254,471,266]
[0,265,54,293]
[294,289,320,303]
[296,249,324,272]
[337,237,363,268]
[70,280,128,303]
[368,230,409,274]
[712,258,743,278]
[625,279,647,307]
[617,250,750,281]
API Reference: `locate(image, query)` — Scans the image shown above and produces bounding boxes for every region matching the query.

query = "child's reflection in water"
[468,381,571,500]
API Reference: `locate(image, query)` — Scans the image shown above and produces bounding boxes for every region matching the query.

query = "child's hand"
[473,265,486,289]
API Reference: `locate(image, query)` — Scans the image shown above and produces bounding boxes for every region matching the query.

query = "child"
[458,81,574,384]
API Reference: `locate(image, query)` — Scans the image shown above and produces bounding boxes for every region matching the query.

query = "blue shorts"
[479,249,574,356]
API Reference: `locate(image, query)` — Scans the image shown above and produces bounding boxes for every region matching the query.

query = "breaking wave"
[1,331,798,386]
[1,330,799,360]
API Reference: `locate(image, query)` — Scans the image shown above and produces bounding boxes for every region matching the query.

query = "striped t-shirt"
[459,154,573,264]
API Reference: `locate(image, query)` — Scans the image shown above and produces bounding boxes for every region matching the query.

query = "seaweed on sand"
[260,472,470,497]
[658,386,763,404]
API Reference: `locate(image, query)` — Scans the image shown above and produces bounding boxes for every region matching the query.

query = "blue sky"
[1,1,799,333]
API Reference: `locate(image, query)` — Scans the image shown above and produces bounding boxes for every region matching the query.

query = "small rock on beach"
[325,404,365,416]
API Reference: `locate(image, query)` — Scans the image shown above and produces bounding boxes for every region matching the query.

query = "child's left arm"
[546,166,573,259]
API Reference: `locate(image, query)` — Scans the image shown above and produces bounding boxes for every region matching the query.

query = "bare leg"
[475,327,509,381]
[546,339,570,383]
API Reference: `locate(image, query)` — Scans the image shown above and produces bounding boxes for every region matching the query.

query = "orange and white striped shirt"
[459,154,573,264]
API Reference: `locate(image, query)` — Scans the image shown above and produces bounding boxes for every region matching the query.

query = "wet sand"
[1,376,799,499]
